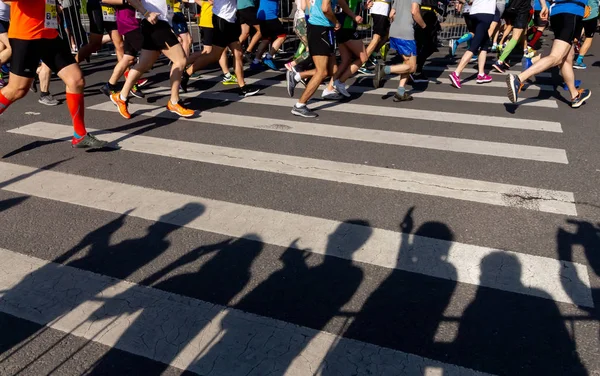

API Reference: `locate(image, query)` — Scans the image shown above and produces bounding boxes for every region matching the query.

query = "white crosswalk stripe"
[0,60,590,376]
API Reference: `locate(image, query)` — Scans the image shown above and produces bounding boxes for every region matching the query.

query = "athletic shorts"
[464,13,475,32]
[9,37,75,78]
[201,27,214,46]
[390,37,417,56]
[123,27,144,57]
[504,9,531,29]
[583,16,598,37]
[212,15,241,47]
[551,13,583,43]
[172,12,189,35]
[335,28,360,44]
[238,6,259,25]
[140,19,180,51]
[87,5,118,35]
[534,10,549,27]
[493,7,503,22]
[0,20,8,34]
[307,23,335,56]
[372,14,390,36]
[260,18,286,40]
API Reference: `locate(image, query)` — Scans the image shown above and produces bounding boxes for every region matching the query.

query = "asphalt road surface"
[0,40,599,376]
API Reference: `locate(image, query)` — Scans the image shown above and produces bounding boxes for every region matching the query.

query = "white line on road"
[9,122,576,214]
[0,248,490,376]
[0,161,590,306]
[86,102,568,163]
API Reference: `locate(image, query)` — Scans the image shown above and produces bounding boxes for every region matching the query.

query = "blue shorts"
[172,12,189,35]
[389,38,417,56]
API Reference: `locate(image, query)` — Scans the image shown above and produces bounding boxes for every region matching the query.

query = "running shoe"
[358,65,371,74]
[0,77,6,89]
[411,72,429,83]
[449,39,457,57]
[239,85,260,97]
[285,62,294,71]
[136,77,149,87]
[221,73,238,85]
[470,55,478,63]
[334,80,351,98]
[573,61,587,70]
[380,42,390,61]
[250,61,264,70]
[100,83,113,96]
[180,72,190,93]
[393,92,413,102]
[373,61,386,89]
[0,64,8,74]
[322,87,343,100]
[491,43,498,52]
[263,57,277,70]
[130,84,145,99]
[524,46,536,58]
[492,60,509,73]
[190,71,202,80]
[286,70,297,97]
[167,101,195,117]
[449,72,461,89]
[72,133,108,149]
[38,94,59,106]
[506,74,521,103]
[571,89,591,108]
[291,104,317,118]
[30,79,38,93]
[476,74,492,84]
[243,52,254,65]
[110,92,131,119]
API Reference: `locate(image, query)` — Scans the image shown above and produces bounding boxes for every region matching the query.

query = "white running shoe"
[334,80,351,98]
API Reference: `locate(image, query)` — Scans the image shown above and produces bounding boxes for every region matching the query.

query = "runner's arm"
[322,0,342,29]
[125,0,160,23]
[411,1,427,28]
[338,0,363,23]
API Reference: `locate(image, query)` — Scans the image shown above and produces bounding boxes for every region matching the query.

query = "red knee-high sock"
[0,91,13,115]
[528,30,543,48]
[66,92,87,138]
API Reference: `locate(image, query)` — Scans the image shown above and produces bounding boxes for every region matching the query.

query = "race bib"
[102,5,116,22]
[45,0,58,29]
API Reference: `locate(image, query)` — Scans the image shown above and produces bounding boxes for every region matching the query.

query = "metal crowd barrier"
[437,3,469,41]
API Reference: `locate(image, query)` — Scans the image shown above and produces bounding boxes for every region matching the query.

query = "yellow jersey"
[199,1,213,28]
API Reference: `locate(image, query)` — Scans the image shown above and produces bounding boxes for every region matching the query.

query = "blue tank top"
[309,0,338,27]
[551,0,587,16]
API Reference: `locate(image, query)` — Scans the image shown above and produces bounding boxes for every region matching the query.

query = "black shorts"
[551,13,583,43]
[140,19,180,51]
[533,10,549,27]
[201,27,214,46]
[307,23,335,56]
[504,9,531,29]
[172,12,189,35]
[87,5,118,35]
[463,13,475,32]
[583,16,598,37]
[335,28,360,44]
[371,14,390,36]
[238,7,259,25]
[9,37,75,78]
[0,20,8,34]
[123,27,143,57]
[259,18,286,40]
[212,15,241,47]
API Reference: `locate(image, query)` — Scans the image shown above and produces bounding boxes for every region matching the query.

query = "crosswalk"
[0,59,595,375]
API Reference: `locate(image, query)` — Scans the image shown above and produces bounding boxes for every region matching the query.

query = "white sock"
[224,72,231,78]
[119,93,127,101]
[171,99,179,105]
[295,102,305,108]
[294,72,301,82]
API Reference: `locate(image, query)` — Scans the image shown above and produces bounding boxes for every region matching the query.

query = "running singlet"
[173,0,182,13]
[199,1,214,27]
[337,0,361,28]
[257,0,280,20]
[551,0,587,16]
[116,6,139,35]
[8,0,59,40]
[309,0,339,26]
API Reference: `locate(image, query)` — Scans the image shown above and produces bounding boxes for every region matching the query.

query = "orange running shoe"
[167,101,195,117]
[110,92,131,119]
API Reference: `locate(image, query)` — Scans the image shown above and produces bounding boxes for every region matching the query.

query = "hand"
[366,0,373,9]
[355,15,363,23]
[146,11,159,25]
[540,6,548,20]
[334,22,341,31]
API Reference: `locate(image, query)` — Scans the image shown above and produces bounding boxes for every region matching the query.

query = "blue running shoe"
[263,57,277,70]
[1,64,8,74]
[571,88,591,108]
[573,61,587,70]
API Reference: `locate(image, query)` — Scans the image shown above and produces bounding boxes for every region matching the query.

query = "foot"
[476,74,492,84]
[190,71,202,80]
[167,100,195,117]
[286,70,297,97]
[291,104,317,118]
[393,92,413,102]
[449,72,461,89]
[573,61,587,70]
[571,89,591,108]
[449,39,457,57]
[411,72,429,83]
[38,94,59,106]
[492,60,508,73]
[72,133,108,149]
[110,92,131,119]
[322,87,343,100]
[0,78,6,89]
[221,73,238,85]
[136,77,149,87]
[250,61,264,70]
[130,84,145,99]
[263,57,278,70]
[373,61,385,89]
[100,82,116,97]
[334,80,351,98]
[506,74,521,103]
[239,85,260,97]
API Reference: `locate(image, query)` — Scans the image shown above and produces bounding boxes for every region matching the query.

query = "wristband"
[144,11,150,17]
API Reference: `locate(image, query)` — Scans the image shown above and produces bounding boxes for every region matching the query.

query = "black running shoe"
[373,61,386,88]
[130,84,145,99]
[239,85,260,97]
[393,92,414,102]
[286,70,297,97]
[411,72,429,83]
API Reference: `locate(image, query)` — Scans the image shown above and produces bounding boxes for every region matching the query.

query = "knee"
[124,55,136,67]
[172,57,187,70]
[408,61,417,73]
[66,75,86,92]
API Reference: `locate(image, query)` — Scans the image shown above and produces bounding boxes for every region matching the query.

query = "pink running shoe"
[449,72,461,89]
[476,74,492,84]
